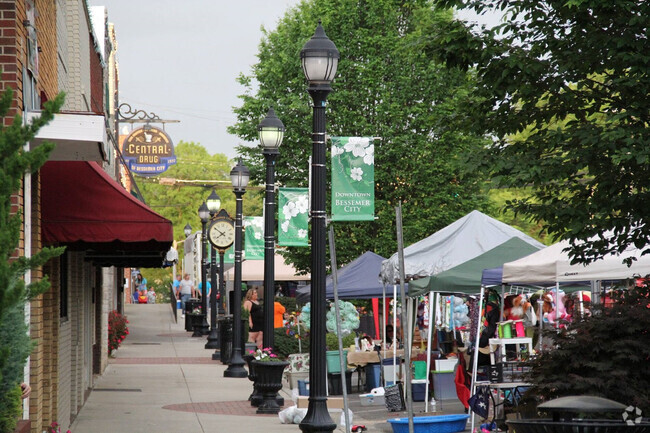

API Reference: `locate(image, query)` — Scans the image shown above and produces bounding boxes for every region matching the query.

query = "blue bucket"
[388,414,469,433]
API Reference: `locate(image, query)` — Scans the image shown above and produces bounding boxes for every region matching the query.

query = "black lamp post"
[259,108,285,350]
[205,189,221,349]
[184,223,192,238]
[224,158,249,378]
[299,21,339,433]
[198,202,211,335]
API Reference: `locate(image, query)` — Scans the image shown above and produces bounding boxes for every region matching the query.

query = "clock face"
[208,219,235,249]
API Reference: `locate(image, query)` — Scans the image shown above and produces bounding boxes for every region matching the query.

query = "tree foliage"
[134,141,263,274]
[524,283,650,413]
[425,0,650,265]
[0,87,65,430]
[230,0,491,272]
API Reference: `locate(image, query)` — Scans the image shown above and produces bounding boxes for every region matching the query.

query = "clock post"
[207,209,234,360]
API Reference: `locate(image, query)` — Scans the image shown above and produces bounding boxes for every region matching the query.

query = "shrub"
[108,310,129,355]
[326,332,356,351]
[523,283,650,413]
[274,326,310,360]
[0,304,33,432]
[275,296,296,314]
[0,385,21,433]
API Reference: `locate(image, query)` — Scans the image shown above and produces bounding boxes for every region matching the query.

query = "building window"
[60,251,68,320]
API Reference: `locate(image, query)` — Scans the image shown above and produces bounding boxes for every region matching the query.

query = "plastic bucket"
[325,350,348,373]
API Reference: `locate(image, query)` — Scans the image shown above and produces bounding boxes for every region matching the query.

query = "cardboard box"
[297,396,344,409]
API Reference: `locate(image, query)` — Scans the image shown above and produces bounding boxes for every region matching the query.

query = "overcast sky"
[89,1,500,160]
[88,0,302,159]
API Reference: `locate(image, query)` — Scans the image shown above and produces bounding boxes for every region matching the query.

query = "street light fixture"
[224,158,249,378]
[259,108,285,351]
[299,21,339,433]
[198,201,211,335]
[184,223,192,238]
[205,189,221,350]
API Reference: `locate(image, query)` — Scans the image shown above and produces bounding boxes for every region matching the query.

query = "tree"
[0,88,65,431]
[524,283,650,413]
[134,141,262,280]
[424,0,650,265]
[229,0,491,272]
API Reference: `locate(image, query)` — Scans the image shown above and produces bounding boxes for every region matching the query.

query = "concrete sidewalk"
[71,304,467,433]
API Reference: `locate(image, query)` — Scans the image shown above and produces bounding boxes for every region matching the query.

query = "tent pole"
[393,284,397,385]
[383,283,387,384]
[500,283,505,322]
[395,203,414,433]
[470,285,485,433]
[425,291,434,411]
[328,226,351,432]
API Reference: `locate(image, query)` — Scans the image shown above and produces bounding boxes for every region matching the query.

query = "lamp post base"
[205,327,220,349]
[199,317,210,335]
[299,397,336,433]
[224,364,248,378]
[211,350,220,361]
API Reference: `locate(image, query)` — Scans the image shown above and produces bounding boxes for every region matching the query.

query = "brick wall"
[0,0,22,120]
[89,32,103,114]
[62,0,91,111]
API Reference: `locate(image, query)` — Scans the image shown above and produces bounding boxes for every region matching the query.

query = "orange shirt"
[274,302,286,328]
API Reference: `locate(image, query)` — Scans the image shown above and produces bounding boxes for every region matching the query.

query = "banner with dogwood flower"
[244,216,264,260]
[278,187,309,247]
[331,137,375,221]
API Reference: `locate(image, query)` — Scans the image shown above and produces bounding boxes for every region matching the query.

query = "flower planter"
[243,354,263,407]
[252,360,289,414]
[190,313,205,337]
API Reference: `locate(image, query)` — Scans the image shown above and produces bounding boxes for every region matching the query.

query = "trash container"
[506,395,650,433]
[327,371,352,396]
[219,315,233,364]
[184,298,200,332]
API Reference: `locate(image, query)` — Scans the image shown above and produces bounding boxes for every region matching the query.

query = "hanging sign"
[123,126,177,176]
[278,187,309,247]
[244,216,264,260]
[330,137,375,221]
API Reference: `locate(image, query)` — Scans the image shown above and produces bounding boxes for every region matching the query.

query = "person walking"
[178,273,195,318]
[172,273,182,298]
[243,288,263,349]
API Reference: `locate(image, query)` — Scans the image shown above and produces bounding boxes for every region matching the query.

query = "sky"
[88,0,302,159]
[89,1,501,161]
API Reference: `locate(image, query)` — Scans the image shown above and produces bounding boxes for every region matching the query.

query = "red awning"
[41,161,173,267]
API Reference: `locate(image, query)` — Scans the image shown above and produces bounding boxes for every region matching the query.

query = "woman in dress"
[243,288,263,349]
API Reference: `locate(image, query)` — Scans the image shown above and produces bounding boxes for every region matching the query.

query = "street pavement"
[70,304,467,433]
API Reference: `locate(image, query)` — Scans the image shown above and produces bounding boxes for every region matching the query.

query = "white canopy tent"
[223,254,311,282]
[381,210,545,284]
[502,240,650,284]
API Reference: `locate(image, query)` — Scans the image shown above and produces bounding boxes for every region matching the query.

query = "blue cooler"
[366,363,381,391]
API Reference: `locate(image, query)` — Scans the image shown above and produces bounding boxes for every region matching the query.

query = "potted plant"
[108,310,129,356]
[189,305,205,337]
[250,347,289,414]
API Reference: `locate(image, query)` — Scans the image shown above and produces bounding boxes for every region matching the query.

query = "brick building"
[1,2,173,432]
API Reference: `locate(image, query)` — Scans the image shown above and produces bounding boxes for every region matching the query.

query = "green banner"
[331,137,375,221]
[278,187,309,247]
[244,216,264,260]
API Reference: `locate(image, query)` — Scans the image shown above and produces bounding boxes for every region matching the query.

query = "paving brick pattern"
[163,400,281,417]
[110,357,215,364]
[156,332,192,337]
